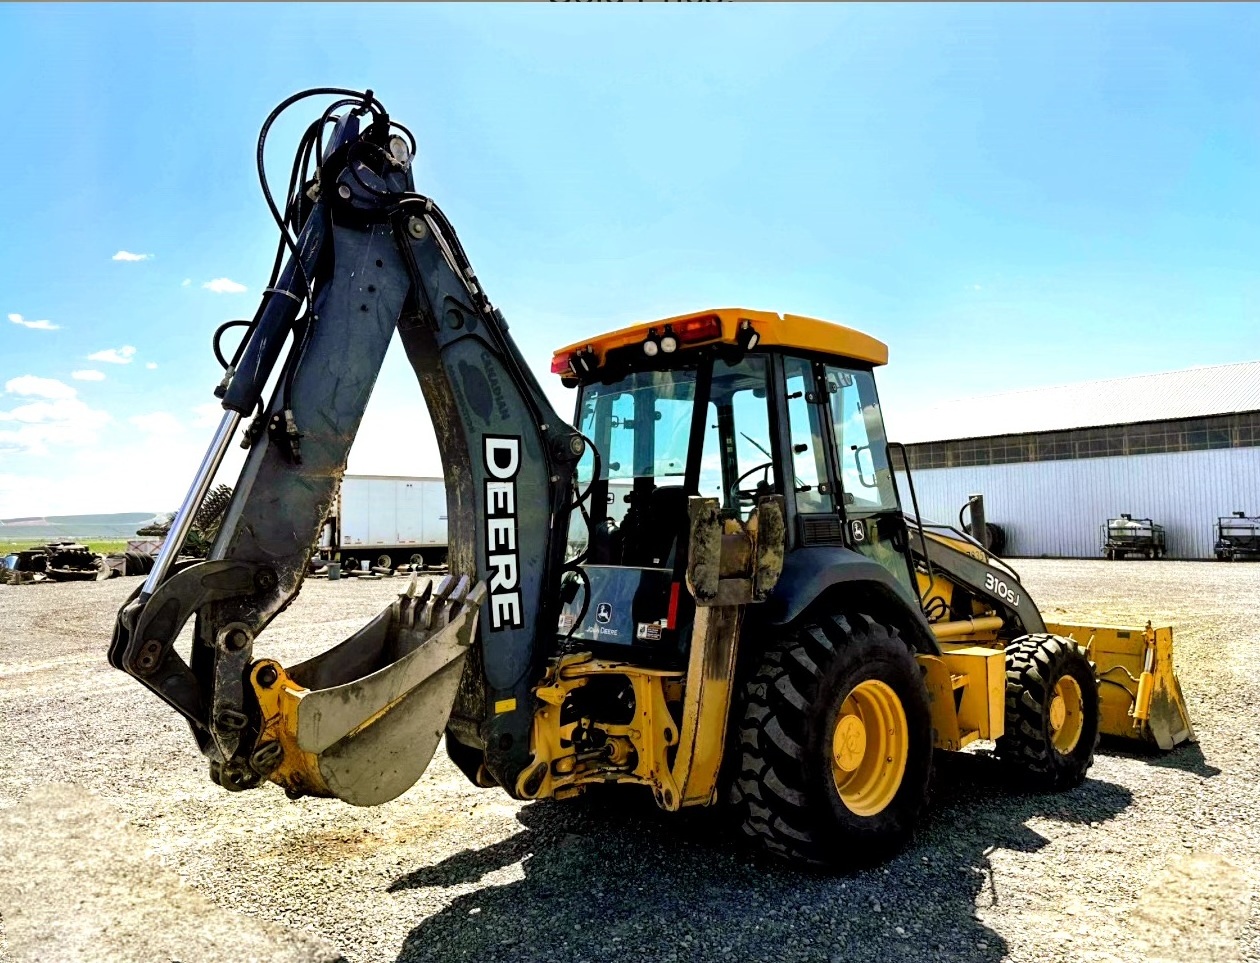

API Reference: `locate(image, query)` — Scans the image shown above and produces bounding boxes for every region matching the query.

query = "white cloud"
[129,411,184,437]
[6,376,76,400]
[146,362,158,370]
[203,277,247,294]
[0,426,247,516]
[0,426,248,515]
[0,377,111,457]
[181,278,191,287]
[8,313,59,331]
[191,403,223,428]
[0,396,252,517]
[71,370,106,382]
[112,251,152,262]
[87,345,137,365]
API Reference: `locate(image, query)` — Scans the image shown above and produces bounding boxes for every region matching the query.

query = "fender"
[753,546,940,655]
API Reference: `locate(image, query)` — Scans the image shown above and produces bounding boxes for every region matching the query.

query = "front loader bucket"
[250,575,486,805]
[1047,621,1196,750]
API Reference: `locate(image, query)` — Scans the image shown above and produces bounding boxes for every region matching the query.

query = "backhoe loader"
[110,89,1194,869]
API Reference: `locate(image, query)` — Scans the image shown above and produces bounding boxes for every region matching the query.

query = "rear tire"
[731,611,933,868]
[984,522,1007,557]
[996,634,1099,790]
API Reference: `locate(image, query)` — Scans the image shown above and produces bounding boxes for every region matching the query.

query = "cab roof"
[550,308,888,376]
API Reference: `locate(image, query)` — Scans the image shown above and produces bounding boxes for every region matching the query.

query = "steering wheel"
[732,461,774,505]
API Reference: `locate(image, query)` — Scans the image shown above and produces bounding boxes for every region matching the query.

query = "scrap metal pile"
[1,542,157,585]
[1,542,103,584]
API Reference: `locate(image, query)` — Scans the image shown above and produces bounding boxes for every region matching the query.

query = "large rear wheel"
[732,611,933,868]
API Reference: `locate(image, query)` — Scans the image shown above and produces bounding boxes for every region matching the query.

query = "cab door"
[821,365,918,602]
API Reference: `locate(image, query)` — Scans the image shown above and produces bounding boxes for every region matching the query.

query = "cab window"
[826,366,898,513]
[783,357,833,514]
[698,355,775,519]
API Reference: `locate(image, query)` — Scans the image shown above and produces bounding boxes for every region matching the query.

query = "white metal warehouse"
[886,361,1260,560]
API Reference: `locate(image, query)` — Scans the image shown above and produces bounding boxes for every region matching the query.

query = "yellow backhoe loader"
[110,89,1194,870]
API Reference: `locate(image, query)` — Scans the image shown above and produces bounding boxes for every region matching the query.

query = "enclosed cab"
[545,308,1110,864]
[551,309,919,665]
[1102,514,1166,560]
[1215,512,1260,561]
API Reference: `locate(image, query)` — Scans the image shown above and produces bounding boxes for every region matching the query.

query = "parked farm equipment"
[1102,515,1166,560]
[1215,512,1260,562]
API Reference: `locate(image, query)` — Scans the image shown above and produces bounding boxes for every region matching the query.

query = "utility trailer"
[1215,512,1260,561]
[318,475,448,570]
[1102,515,1166,560]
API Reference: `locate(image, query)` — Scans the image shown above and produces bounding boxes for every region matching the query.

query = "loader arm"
[109,89,583,801]
[901,511,1194,749]
[905,519,1046,636]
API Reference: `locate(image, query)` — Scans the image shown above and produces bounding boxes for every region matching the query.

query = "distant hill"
[0,512,164,542]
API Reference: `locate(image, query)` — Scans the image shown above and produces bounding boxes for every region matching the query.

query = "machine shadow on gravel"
[1097,737,1220,778]
[389,760,1134,963]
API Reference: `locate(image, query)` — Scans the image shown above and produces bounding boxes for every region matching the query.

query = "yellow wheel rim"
[830,679,909,817]
[1049,675,1084,754]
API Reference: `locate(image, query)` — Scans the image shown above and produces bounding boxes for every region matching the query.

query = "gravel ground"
[0,559,1256,963]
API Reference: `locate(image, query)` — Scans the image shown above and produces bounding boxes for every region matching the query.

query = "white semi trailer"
[320,475,448,570]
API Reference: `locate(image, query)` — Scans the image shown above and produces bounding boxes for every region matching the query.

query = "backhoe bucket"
[250,575,486,805]
[1047,621,1196,750]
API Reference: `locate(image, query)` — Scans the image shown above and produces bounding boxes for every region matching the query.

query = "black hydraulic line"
[566,430,603,513]
[212,320,251,371]
[211,114,325,384]
[219,208,327,415]
[561,565,593,644]
[256,89,382,279]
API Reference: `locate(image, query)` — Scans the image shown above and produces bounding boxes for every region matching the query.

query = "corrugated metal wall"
[896,448,1260,559]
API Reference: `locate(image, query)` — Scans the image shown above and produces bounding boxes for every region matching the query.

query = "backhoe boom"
[110,89,582,800]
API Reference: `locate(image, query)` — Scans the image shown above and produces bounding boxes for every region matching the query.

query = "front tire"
[996,634,1100,790]
[732,611,933,868]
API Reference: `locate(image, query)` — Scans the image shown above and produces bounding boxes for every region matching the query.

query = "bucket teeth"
[399,573,473,636]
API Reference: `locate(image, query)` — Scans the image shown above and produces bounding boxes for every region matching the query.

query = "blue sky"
[1,3,1256,516]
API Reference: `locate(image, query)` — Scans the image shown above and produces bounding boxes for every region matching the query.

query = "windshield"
[576,368,697,489]
[569,367,700,558]
[567,357,776,563]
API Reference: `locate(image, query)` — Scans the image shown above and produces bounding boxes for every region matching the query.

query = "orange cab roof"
[550,308,888,374]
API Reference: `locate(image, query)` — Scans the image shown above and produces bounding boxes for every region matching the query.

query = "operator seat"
[619,485,690,568]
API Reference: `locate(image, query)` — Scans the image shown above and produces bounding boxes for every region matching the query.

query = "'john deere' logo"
[850,519,867,543]
[595,602,613,624]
